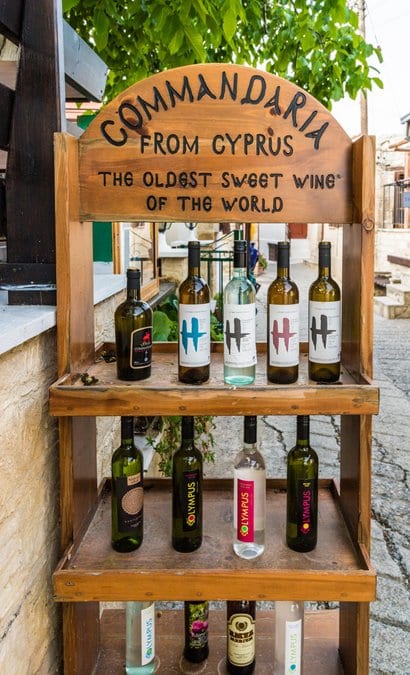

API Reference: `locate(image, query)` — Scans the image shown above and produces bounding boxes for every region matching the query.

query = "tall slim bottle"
[226,600,256,674]
[223,240,257,385]
[178,241,211,384]
[267,241,299,384]
[172,416,203,552]
[115,268,153,381]
[184,600,209,663]
[274,601,304,674]
[286,416,318,553]
[126,601,156,674]
[233,416,266,559]
[111,416,144,552]
[308,241,341,382]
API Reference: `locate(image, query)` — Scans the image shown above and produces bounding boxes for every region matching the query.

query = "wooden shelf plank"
[95,607,343,674]
[49,345,379,417]
[53,479,375,603]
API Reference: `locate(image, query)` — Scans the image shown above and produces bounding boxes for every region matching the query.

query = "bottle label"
[297,478,317,538]
[179,303,211,367]
[182,470,200,532]
[308,300,340,363]
[285,619,302,674]
[268,303,300,367]
[186,602,209,650]
[130,326,152,369]
[227,612,255,666]
[223,304,257,367]
[236,478,255,542]
[141,603,155,665]
[115,473,143,533]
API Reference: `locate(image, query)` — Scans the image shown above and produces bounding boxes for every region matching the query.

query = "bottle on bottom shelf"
[226,600,256,674]
[126,601,156,674]
[184,600,209,663]
[274,601,304,675]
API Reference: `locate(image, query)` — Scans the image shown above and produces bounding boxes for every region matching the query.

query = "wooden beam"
[63,20,107,102]
[0,81,14,149]
[0,0,23,43]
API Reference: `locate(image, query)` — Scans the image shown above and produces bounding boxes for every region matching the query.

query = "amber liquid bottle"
[226,600,256,674]
[308,241,341,382]
[115,268,152,381]
[286,416,318,553]
[178,241,210,384]
[267,241,299,384]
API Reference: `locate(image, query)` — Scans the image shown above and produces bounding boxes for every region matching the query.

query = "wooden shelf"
[95,607,343,674]
[49,344,379,417]
[53,479,375,603]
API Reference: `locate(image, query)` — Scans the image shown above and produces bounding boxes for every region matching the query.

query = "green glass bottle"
[308,241,341,382]
[111,416,144,552]
[115,268,153,381]
[172,416,203,552]
[184,600,209,663]
[286,416,318,552]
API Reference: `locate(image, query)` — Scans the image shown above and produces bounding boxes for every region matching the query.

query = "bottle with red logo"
[286,415,318,552]
[233,416,266,559]
[115,268,152,381]
[267,241,299,384]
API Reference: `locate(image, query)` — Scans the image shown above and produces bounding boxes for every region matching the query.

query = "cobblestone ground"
[205,262,410,675]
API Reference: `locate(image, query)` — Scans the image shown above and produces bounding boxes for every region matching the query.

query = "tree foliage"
[63,0,382,107]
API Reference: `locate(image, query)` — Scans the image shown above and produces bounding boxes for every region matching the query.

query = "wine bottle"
[223,240,257,385]
[126,601,156,674]
[172,416,203,552]
[267,241,299,384]
[115,268,153,381]
[286,416,318,553]
[184,600,209,663]
[111,416,144,552]
[226,600,256,674]
[274,601,304,674]
[178,241,211,384]
[233,416,266,559]
[308,241,341,382]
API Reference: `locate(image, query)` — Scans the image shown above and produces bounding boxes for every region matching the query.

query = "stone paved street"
[205,261,410,675]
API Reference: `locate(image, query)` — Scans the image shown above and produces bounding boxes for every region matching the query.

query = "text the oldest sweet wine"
[226,600,256,674]
[178,241,210,384]
[111,416,144,552]
[308,241,341,382]
[115,268,152,381]
[286,416,318,553]
[267,241,299,384]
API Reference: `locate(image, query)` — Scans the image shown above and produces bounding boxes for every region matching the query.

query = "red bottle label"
[237,479,254,542]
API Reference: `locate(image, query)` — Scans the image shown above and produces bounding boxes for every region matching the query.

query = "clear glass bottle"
[286,415,318,553]
[184,600,209,663]
[233,416,266,559]
[115,268,153,381]
[111,416,144,552]
[178,241,211,384]
[126,601,156,674]
[308,241,341,382]
[223,240,257,385]
[226,600,256,674]
[274,601,304,674]
[267,241,299,384]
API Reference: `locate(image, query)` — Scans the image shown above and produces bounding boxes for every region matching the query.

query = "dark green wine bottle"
[308,241,341,382]
[226,600,256,674]
[178,241,211,384]
[172,416,203,552]
[184,600,209,663]
[286,416,318,552]
[115,268,152,381]
[111,416,144,552]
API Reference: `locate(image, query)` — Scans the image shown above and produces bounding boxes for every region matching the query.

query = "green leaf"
[223,8,238,43]
[93,8,109,51]
[63,0,80,11]
[168,29,185,55]
[152,311,172,341]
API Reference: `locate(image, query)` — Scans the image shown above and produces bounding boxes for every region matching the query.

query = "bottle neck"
[127,279,141,300]
[233,247,247,277]
[188,245,201,277]
[121,416,134,444]
[181,416,194,447]
[277,244,290,279]
[244,416,257,449]
[318,245,331,278]
[296,415,309,447]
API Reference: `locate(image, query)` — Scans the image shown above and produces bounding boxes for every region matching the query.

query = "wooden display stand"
[50,64,378,674]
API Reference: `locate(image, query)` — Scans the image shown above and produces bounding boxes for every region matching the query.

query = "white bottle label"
[268,303,299,367]
[141,603,155,666]
[308,300,341,363]
[285,619,302,674]
[224,303,257,367]
[233,467,266,533]
[179,303,211,367]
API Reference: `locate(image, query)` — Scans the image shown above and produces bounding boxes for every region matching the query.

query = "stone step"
[374,295,410,319]
[385,283,410,304]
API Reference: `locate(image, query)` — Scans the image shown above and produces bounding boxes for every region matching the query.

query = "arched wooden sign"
[79,63,353,223]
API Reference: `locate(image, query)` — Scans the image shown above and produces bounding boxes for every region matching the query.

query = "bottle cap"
[296,415,309,440]
[244,415,257,444]
[181,416,194,439]
[234,240,246,251]
[127,268,141,279]
[188,241,200,249]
